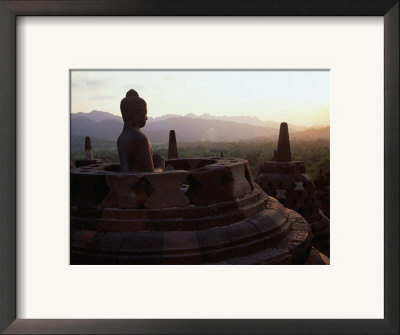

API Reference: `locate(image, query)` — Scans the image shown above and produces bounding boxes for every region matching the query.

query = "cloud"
[71,78,106,89]
[91,94,115,100]
[85,79,105,88]
[71,82,84,88]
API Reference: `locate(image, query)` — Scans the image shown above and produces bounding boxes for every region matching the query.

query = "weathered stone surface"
[71,250,118,265]
[183,216,215,230]
[212,199,240,213]
[75,159,103,168]
[101,174,143,209]
[71,206,102,217]
[224,221,259,242]
[94,232,125,251]
[97,218,147,232]
[226,247,291,265]
[146,217,183,231]
[70,216,98,230]
[285,211,313,263]
[186,166,233,205]
[290,220,310,232]
[196,227,235,262]
[71,174,109,208]
[182,205,212,218]
[210,209,244,227]
[247,209,287,233]
[71,158,314,264]
[239,200,266,218]
[146,207,183,219]
[166,158,217,171]
[235,191,259,207]
[287,230,310,243]
[102,208,147,220]
[163,231,200,252]
[224,163,252,198]
[224,221,264,256]
[120,232,164,254]
[144,171,189,209]
[305,247,330,265]
[70,230,96,249]
[244,161,256,189]
[266,196,288,216]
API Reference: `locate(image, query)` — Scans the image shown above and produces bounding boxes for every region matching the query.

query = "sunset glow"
[71,70,329,127]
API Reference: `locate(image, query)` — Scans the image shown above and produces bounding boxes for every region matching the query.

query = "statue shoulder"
[135,130,150,143]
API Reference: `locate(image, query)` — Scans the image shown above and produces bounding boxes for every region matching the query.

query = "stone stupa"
[75,136,102,168]
[256,122,330,255]
[168,130,179,159]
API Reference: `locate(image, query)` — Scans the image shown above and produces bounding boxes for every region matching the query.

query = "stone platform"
[256,161,330,255]
[71,158,314,265]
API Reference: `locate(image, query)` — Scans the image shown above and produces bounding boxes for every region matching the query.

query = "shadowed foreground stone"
[305,247,330,265]
[71,157,322,265]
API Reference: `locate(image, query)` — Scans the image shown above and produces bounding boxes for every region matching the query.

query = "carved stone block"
[144,171,189,209]
[101,174,144,209]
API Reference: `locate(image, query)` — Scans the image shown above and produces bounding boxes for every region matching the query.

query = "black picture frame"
[0,1,398,334]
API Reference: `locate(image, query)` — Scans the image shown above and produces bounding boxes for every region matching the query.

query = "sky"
[71,70,329,127]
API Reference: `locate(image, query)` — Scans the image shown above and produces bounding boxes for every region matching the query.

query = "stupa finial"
[168,130,179,159]
[276,122,291,162]
[84,136,94,160]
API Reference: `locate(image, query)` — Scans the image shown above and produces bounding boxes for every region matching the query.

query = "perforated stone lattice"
[71,158,255,210]
[71,157,318,264]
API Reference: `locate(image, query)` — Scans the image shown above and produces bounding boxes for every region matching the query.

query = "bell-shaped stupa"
[256,122,330,255]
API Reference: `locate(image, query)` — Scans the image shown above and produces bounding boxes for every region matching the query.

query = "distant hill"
[71,111,329,143]
[71,117,123,140]
[71,110,121,123]
[185,113,308,132]
[144,117,278,143]
[291,126,330,140]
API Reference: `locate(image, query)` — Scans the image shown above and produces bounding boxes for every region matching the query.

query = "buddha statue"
[117,89,154,172]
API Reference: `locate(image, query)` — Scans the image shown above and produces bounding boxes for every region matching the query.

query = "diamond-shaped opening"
[131,178,153,202]
[94,176,110,204]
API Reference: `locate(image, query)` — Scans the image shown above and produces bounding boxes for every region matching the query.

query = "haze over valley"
[71,110,329,144]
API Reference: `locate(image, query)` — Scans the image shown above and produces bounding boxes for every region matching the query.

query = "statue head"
[120,89,148,128]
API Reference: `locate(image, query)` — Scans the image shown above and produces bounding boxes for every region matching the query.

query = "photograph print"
[70,70,330,265]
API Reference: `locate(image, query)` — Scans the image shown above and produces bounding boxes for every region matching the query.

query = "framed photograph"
[0,0,398,334]
[69,69,331,266]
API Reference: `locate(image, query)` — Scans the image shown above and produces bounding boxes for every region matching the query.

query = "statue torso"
[117,127,154,173]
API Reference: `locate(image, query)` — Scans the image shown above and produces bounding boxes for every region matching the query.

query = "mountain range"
[71,110,329,144]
